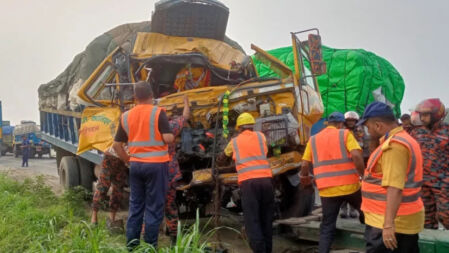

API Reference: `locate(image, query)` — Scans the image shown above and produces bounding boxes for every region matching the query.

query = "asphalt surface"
[0,152,58,177]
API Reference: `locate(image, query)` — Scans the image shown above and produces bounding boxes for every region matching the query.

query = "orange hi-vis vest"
[310,128,360,190]
[121,104,169,163]
[361,130,424,216]
[231,131,272,184]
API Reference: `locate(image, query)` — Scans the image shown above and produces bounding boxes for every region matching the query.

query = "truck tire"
[59,156,80,189]
[77,157,95,192]
[55,148,72,170]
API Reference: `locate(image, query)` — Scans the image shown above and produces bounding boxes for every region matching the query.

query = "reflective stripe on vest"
[311,130,353,168]
[122,106,166,148]
[310,128,359,189]
[233,132,266,166]
[361,131,423,215]
[232,131,271,183]
[122,105,169,161]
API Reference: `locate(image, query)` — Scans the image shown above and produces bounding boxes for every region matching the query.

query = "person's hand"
[183,95,189,105]
[299,173,312,188]
[382,225,397,250]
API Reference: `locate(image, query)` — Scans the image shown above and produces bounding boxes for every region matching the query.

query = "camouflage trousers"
[165,183,178,236]
[92,155,128,212]
[422,184,449,229]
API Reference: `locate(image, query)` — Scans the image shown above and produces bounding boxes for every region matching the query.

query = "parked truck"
[13,121,51,158]
[0,101,2,157]
[1,121,14,155]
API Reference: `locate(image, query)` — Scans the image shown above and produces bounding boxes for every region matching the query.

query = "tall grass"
[0,174,237,253]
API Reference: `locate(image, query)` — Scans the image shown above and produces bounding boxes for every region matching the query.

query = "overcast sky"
[1,0,448,125]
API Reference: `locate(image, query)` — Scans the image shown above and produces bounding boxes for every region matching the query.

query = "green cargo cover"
[252,46,405,117]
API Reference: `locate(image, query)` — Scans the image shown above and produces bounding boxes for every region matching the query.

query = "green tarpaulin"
[252,46,405,117]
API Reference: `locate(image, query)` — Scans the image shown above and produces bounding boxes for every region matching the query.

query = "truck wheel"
[1,151,5,156]
[59,156,80,189]
[14,149,19,157]
[77,157,95,192]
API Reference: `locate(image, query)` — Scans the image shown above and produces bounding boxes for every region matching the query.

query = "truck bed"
[40,108,102,165]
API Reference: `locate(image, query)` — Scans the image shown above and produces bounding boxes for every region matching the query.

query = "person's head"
[410,111,423,126]
[327,112,345,129]
[22,136,26,140]
[415,98,446,128]
[358,102,398,139]
[236,112,255,132]
[344,111,360,129]
[400,114,411,128]
[133,81,153,104]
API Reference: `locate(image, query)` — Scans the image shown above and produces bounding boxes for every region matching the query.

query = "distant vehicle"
[1,122,14,155]
[0,101,2,157]
[13,121,51,158]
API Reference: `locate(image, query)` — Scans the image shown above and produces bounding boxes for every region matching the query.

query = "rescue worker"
[113,81,174,250]
[359,102,424,253]
[220,112,273,253]
[340,111,363,219]
[21,136,30,167]
[411,98,449,229]
[165,95,190,243]
[90,146,128,230]
[400,114,412,133]
[300,112,365,253]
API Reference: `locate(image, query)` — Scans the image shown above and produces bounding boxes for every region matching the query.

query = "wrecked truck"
[40,30,326,219]
[38,0,325,219]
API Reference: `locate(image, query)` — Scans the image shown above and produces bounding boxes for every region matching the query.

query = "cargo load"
[253,46,405,117]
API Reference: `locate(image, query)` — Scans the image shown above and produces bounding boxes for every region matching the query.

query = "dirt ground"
[0,153,63,195]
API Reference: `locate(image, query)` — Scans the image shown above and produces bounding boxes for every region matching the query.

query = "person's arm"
[183,95,190,120]
[379,142,409,250]
[113,141,130,163]
[216,141,233,166]
[345,131,365,175]
[350,149,365,175]
[113,119,129,163]
[382,186,402,250]
[158,110,175,144]
[299,140,313,186]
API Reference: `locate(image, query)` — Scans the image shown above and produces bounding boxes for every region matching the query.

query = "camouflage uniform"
[411,123,449,229]
[92,154,128,212]
[165,116,184,236]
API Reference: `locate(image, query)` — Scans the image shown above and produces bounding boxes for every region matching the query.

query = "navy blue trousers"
[126,161,168,249]
[22,151,29,167]
[319,189,364,253]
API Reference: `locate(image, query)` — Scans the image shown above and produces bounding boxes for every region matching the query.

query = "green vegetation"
[0,174,236,253]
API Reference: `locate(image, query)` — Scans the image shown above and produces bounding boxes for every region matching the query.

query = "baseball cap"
[358,101,395,126]
[328,112,345,123]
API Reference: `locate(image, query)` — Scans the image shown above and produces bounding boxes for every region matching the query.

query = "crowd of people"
[88,80,448,253]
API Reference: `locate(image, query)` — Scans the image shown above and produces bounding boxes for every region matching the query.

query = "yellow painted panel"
[132,32,246,71]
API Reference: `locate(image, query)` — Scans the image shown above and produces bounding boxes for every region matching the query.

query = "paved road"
[0,153,58,177]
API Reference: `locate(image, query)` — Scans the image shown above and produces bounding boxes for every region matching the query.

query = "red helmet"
[415,98,446,122]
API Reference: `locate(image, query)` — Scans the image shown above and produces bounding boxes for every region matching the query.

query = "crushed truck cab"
[75,29,325,218]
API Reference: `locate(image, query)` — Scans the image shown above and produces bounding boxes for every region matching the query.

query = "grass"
[0,173,238,253]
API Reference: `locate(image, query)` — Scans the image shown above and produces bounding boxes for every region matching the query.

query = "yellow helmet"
[236,112,255,128]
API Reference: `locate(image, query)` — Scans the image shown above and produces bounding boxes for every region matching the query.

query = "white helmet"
[344,111,360,120]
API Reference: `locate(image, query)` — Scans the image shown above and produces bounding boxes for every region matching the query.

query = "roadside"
[0,153,63,195]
